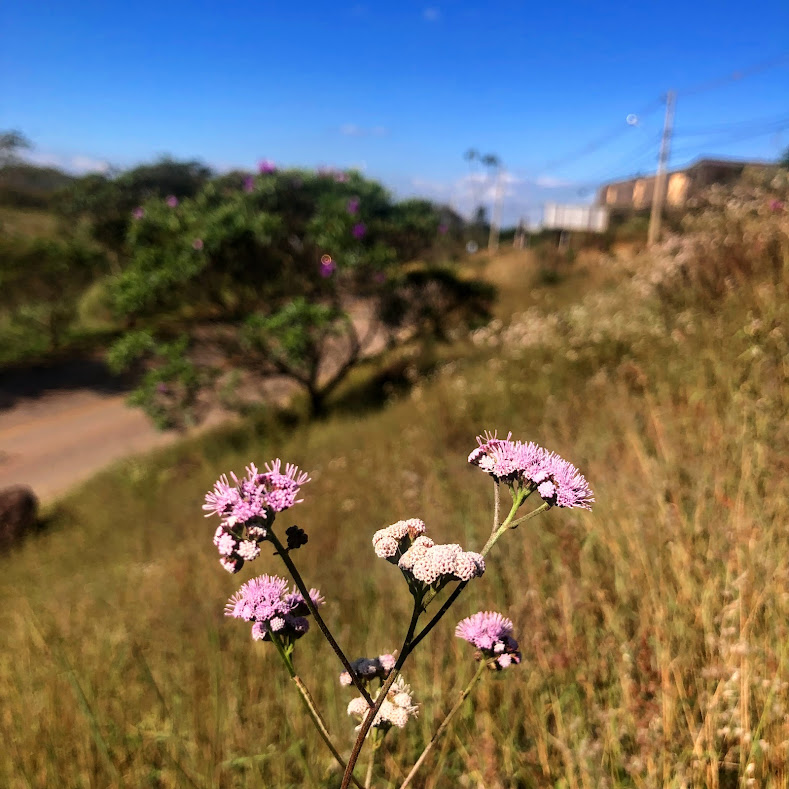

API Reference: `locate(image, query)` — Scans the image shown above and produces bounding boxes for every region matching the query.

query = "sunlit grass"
[1,240,788,787]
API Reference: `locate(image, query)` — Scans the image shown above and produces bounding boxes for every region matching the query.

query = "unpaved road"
[0,303,389,502]
[0,385,178,501]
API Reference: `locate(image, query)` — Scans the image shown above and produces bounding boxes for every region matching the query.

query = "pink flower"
[243,175,255,192]
[455,611,521,670]
[347,197,360,214]
[258,159,276,174]
[320,253,336,278]
[225,574,323,643]
[204,460,310,571]
[352,222,366,239]
[469,431,594,510]
[334,171,349,183]
[770,199,784,213]
[192,238,204,251]
[132,206,144,220]
[166,195,178,208]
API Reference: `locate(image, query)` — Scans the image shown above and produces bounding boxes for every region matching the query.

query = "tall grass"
[1,176,788,788]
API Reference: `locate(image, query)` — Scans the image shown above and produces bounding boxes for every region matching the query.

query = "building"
[596,158,767,211]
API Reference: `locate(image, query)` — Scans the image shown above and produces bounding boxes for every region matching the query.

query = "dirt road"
[0,386,177,501]
[0,303,389,502]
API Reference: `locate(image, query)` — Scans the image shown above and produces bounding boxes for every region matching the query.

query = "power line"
[538,97,665,174]
[673,112,789,138]
[670,119,789,160]
[676,52,789,99]
[534,52,789,177]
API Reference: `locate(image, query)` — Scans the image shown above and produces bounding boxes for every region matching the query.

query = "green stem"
[410,499,550,660]
[492,479,500,532]
[269,633,365,789]
[268,528,374,706]
[364,731,378,789]
[399,660,489,789]
[341,601,422,789]
[479,499,548,557]
[507,501,551,529]
[409,582,467,653]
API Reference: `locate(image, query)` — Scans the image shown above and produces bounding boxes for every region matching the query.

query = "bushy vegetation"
[1,170,787,787]
[104,166,488,425]
[0,146,482,398]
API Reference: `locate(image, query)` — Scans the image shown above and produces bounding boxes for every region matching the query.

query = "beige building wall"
[633,179,647,208]
[667,172,690,206]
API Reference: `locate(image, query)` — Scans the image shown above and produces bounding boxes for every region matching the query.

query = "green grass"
[0,205,61,238]
[1,242,788,788]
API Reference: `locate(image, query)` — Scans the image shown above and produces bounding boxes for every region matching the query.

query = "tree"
[54,156,213,257]
[0,235,109,351]
[0,130,32,167]
[107,169,493,426]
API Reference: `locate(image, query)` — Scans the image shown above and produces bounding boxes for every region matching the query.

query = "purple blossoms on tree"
[225,574,325,643]
[469,431,594,510]
[351,222,366,239]
[455,611,521,670]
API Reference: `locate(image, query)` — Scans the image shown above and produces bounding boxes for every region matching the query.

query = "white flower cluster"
[347,676,419,730]
[398,536,485,585]
[372,518,427,562]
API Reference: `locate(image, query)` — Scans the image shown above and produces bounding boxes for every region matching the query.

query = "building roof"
[599,155,770,190]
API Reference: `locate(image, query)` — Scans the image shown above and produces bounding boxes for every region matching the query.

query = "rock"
[0,485,38,550]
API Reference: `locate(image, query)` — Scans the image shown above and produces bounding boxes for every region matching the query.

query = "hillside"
[1,170,788,788]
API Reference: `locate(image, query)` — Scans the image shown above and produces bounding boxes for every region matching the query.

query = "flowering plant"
[204,431,592,786]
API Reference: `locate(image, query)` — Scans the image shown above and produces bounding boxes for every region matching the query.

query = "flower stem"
[399,660,489,789]
[479,497,547,556]
[409,582,467,652]
[507,501,550,530]
[364,731,378,789]
[492,480,500,532]
[269,633,365,789]
[341,601,422,789]
[268,528,373,705]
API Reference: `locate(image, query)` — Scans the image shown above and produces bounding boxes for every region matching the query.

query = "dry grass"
[1,185,789,788]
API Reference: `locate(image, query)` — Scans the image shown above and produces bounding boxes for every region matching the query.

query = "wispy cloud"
[534,175,573,188]
[25,151,111,173]
[403,170,588,226]
[423,6,440,21]
[339,124,389,137]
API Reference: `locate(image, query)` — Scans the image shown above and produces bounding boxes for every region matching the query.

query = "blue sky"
[2,0,788,224]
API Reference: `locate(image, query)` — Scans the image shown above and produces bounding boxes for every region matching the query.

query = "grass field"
[1,218,788,788]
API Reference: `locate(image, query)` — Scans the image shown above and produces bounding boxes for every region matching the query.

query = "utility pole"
[488,165,504,253]
[647,90,676,247]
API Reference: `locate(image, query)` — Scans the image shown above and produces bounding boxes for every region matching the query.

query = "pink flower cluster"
[469,431,594,510]
[225,574,324,643]
[205,460,310,572]
[399,537,485,585]
[347,676,419,730]
[455,611,521,670]
[339,653,396,687]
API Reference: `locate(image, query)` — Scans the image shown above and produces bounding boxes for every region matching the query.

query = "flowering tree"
[108,166,492,425]
[203,431,593,786]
